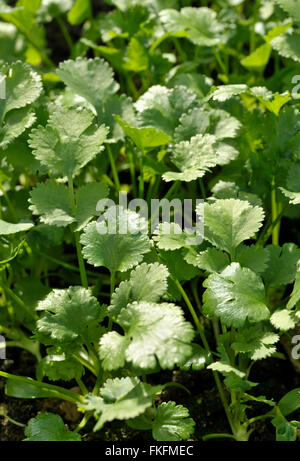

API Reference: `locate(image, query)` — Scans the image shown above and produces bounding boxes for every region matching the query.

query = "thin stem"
[74,413,91,433]
[0,413,26,428]
[172,277,210,352]
[107,144,120,191]
[271,178,281,245]
[127,147,137,197]
[76,377,88,395]
[202,432,237,441]
[38,251,97,278]
[0,183,17,222]
[68,176,88,288]
[171,276,236,435]
[164,181,179,200]
[139,155,144,198]
[74,232,88,289]
[0,371,84,404]
[56,16,73,51]
[1,283,37,321]
[214,48,228,78]
[93,373,102,396]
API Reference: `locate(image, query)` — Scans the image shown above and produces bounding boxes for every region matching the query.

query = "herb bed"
[1,0,300,443]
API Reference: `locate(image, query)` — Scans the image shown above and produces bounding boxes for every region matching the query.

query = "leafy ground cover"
[1,0,300,442]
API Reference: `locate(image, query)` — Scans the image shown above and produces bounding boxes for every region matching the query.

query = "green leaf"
[115,116,171,152]
[74,182,109,231]
[159,7,224,47]
[178,343,208,371]
[271,32,300,63]
[0,61,42,148]
[123,37,149,72]
[37,353,84,382]
[232,327,279,360]
[195,248,229,273]
[278,388,300,416]
[275,0,300,23]
[57,58,119,117]
[0,219,33,235]
[287,266,300,308]
[0,106,36,149]
[201,199,264,254]
[36,286,103,347]
[135,85,197,137]
[153,223,196,251]
[163,134,218,182]
[79,377,162,431]
[270,310,296,331]
[153,401,195,441]
[38,0,73,21]
[203,263,270,327]
[81,207,150,273]
[109,262,169,317]
[263,243,300,287]
[29,105,108,178]
[100,301,194,371]
[29,180,74,227]
[0,0,46,52]
[241,43,272,70]
[280,188,300,205]
[24,413,81,441]
[210,84,248,102]
[272,418,298,442]
[235,245,269,274]
[208,361,245,378]
[67,0,91,25]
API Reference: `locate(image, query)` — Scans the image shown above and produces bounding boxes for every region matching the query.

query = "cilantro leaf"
[159,7,224,47]
[36,286,103,347]
[28,105,108,178]
[201,199,264,254]
[109,262,169,317]
[153,401,195,441]
[24,413,81,441]
[81,207,150,273]
[100,301,194,371]
[57,57,119,117]
[163,134,218,182]
[203,263,270,327]
[79,377,162,431]
[29,180,74,227]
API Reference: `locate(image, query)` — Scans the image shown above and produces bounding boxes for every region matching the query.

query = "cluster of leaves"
[0,0,300,443]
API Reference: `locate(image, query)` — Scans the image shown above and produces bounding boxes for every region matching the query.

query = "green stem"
[173,278,210,352]
[164,181,179,200]
[0,283,37,321]
[38,252,96,278]
[0,371,84,404]
[127,147,137,197]
[171,276,236,435]
[68,176,88,288]
[202,433,237,441]
[93,373,102,396]
[271,178,281,245]
[76,377,88,395]
[75,413,91,433]
[0,183,18,222]
[0,413,26,428]
[214,48,228,78]
[56,16,73,51]
[107,144,120,191]
[139,155,144,198]
[74,232,88,289]
[173,38,187,62]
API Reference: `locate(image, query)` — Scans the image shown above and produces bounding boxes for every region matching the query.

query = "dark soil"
[1,343,300,442]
